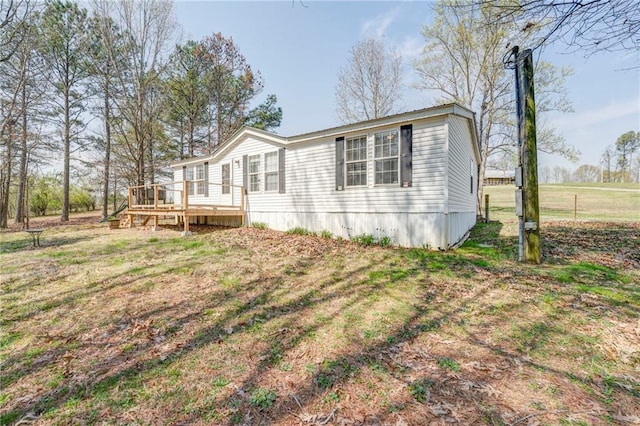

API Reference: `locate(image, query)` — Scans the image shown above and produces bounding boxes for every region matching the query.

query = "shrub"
[409,378,434,403]
[351,234,375,246]
[286,227,311,235]
[437,357,460,371]
[321,230,333,239]
[249,388,277,410]
[251,222,268,230]
[378,236,392,247]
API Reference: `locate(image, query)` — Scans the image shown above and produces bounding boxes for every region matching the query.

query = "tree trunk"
[0,122,12,228]
[189,117,194,157]
[61,83,70,222]
[101,79,111,219]
[15,84,28,224]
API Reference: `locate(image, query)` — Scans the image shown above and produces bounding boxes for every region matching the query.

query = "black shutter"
[400,124,413,187]
[335,137,345,190]
[242,155,248,194]
[204,162,209,197]
[278,148,286,194]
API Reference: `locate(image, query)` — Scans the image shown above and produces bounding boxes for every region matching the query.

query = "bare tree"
[11,9,49,225]
[199,33,264,152]
[573,164,600,183]
[40,0,92,222]
[0,0,30,227]
[88,5,127,218]
[0,0,29,63]
[415,1,577,213]
[480,0,640,59]
[615,130,639,182]
[99,0,177,190]
[335,38,402,124]
[601,145,613,182]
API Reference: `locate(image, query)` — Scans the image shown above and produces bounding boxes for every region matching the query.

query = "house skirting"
[198,210,475,249]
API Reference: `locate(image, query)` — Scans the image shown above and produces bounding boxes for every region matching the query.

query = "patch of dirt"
[1,211,103,233]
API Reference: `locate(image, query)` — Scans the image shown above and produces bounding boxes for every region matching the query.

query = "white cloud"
[398,35,424,60]
[360,9,399,39]
[551,98,640,131]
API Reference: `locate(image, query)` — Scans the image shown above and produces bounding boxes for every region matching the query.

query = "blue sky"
[174,1,640,170]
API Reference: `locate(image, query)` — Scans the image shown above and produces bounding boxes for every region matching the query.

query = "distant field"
[484,183,640,222]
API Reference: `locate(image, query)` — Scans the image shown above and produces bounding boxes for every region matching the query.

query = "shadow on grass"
[2,221,639,425]
[0,236,92,254]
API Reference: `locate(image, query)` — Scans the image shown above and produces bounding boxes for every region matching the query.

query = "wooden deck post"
[182,180,190,234]
[183,180,189,210]
[127,187,134,228]
[154,185,158,210]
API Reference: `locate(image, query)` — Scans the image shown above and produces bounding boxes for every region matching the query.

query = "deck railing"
[128,181,245,212]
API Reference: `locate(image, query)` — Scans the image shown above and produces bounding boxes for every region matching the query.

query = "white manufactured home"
[130,103,480,249]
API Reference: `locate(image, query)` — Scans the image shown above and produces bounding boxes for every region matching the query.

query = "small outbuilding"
[163,103,480,249]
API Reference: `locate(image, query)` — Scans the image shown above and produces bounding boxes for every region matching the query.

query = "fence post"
[485,194,490,223]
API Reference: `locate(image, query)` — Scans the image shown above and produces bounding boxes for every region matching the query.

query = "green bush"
[351,234,375,246]
[30,176,62,216]
[70,187,95,212]
[251,222,268,230]
[378,236,392,247]
[249,388,277,410]
[286,227,314,235]
[437,357,460,371]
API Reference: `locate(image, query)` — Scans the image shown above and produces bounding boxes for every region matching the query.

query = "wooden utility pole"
[516,48,541,264]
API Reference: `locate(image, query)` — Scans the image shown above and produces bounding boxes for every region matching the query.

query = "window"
[185,167,194,196]
[248,154,261,192]
[222,163,230,194]
[264,151,278,192]
[374,130,399,185]
[346,136,367,186]
[195,165,205,195]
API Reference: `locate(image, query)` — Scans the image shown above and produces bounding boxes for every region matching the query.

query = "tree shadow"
[2,220,638,425]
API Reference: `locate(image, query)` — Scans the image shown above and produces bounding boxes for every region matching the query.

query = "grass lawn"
[1,214,639,425]
[484,183,640,222]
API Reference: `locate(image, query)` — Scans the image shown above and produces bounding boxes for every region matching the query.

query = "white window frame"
[185,167,195,196]
[248,154,261,192]
[222,163,231,195]
[374,130,399,185]
[345,135,367,187]
[264,151,279,192]
[195,165,205,195]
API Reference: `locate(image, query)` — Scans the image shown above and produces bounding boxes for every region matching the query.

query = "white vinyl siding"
[172,108,478,249]
[345,136,367,186]
[264,151,279,192]
[447,115,478,214]
[374,130,399,185]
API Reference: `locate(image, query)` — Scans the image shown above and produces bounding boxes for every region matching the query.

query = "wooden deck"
[125,181,245,232]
